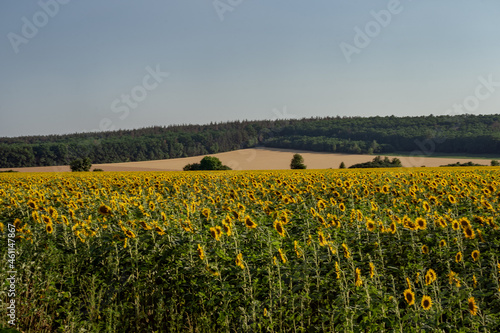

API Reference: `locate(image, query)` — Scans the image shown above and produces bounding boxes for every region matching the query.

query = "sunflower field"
[1,168,500,332]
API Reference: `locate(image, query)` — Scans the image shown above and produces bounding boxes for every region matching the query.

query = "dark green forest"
[1,114,500,168]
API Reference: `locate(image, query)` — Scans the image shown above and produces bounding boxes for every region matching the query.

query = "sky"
[1,0,500,137]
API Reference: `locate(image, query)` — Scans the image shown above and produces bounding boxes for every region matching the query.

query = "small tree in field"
[491,160,499,166]
[339,162,346,169]
[70,158,92,172]
[290,154,306,169]
[184,156,231,171]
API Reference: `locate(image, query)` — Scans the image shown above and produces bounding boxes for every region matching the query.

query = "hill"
[1,114,500,168]
[0,148,494,172]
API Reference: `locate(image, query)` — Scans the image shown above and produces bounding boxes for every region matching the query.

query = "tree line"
[1,114,500,168]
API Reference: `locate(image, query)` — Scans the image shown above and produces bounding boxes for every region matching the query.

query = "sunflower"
[404,288,415,306]
[448,195,457,204]
[389,222,397,234]
[425,269,437,285]
[463,227,475,239]
[452,220,460,231]
[468,297,478,316]
[244,215,257,229]
[294,240,302,258]
[355,268,363,287]
[415,217,427,230]
[455,251,462,263]
[124,229,136,238]
[421,295,432,310]
[27,199,38,210]
[335,261,341,279]
[471,250,480,262]
[459,217,471,229]
[366,219,376,232]
[222,220,232,236]
[439,239,447,248]
[210,226,223,241]
[369,262,375,278]
[235,253,245,269]
[197,244,205,260]
[318,231,328,246]
[46,223,54,234]
[155,226,166,235]
[273,220,286,237]
[317,199,327,211]
[148,201,155,211]
[201,208,211,219]
[98,204,112,216]
[473,275,477,288]
[278,248,287,264]
[421,245,429,255]
[339,203,346,212]
[342,243,350,259]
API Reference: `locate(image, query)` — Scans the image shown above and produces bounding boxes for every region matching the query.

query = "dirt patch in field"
[0,147,492,172]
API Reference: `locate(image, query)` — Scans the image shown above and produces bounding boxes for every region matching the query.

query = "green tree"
[339,161,346,169]
[200,156,223,170]
[290,154,306,169]
[70,157,92,172]
[491,160,499,166]
[184,156,231,171]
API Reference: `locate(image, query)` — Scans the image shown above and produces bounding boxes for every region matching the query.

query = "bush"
[93,168,104,172]
[70,158,92,172]
[290,154,306,169]
[184,156,231,171]
[339,162,346,169]
[349,156,402,169]
[491,160,499,166]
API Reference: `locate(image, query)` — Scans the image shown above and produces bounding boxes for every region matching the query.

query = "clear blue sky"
[1,0,500,137]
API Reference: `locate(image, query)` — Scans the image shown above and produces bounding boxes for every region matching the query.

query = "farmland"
[1,168,500,332]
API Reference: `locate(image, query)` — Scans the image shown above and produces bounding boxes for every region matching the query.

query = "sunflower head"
[98,205,112,216]
[468,297,478,316]
[404,289,415,306]
[455,251,463,263]
[244,215,257,229]
[471,250,480,262]
[421,295,432,310]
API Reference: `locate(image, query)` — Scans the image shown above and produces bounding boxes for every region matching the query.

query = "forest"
[1,113,500,168]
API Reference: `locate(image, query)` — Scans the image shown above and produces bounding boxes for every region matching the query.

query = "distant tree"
[70,157,92,172]
[184,156,231,171]
[349,156,402,169]
[200,156,223,170]
[491,160,499,166]
[440,161,485,167]
[339,162,346,169]
[290,154,306,169]
[93,168,104,172]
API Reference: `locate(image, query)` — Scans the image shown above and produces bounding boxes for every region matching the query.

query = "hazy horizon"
[2,1,500,138]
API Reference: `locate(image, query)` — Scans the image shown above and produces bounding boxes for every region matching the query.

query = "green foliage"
[184,156,231,171]
[440,161,485,167]
[290,153,306,169]
[2,113,500,168]
[339,161,346,169]
[92,168,104,172]
[349,156,402,169]
[491,160,499,166]
[69,158,92,172]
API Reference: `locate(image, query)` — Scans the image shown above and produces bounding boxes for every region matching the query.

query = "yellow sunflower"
[244,215,257,229]
[468,297,478,316]
[404,288,415,306]
[421,295,432,310]
[471,250,480,262]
